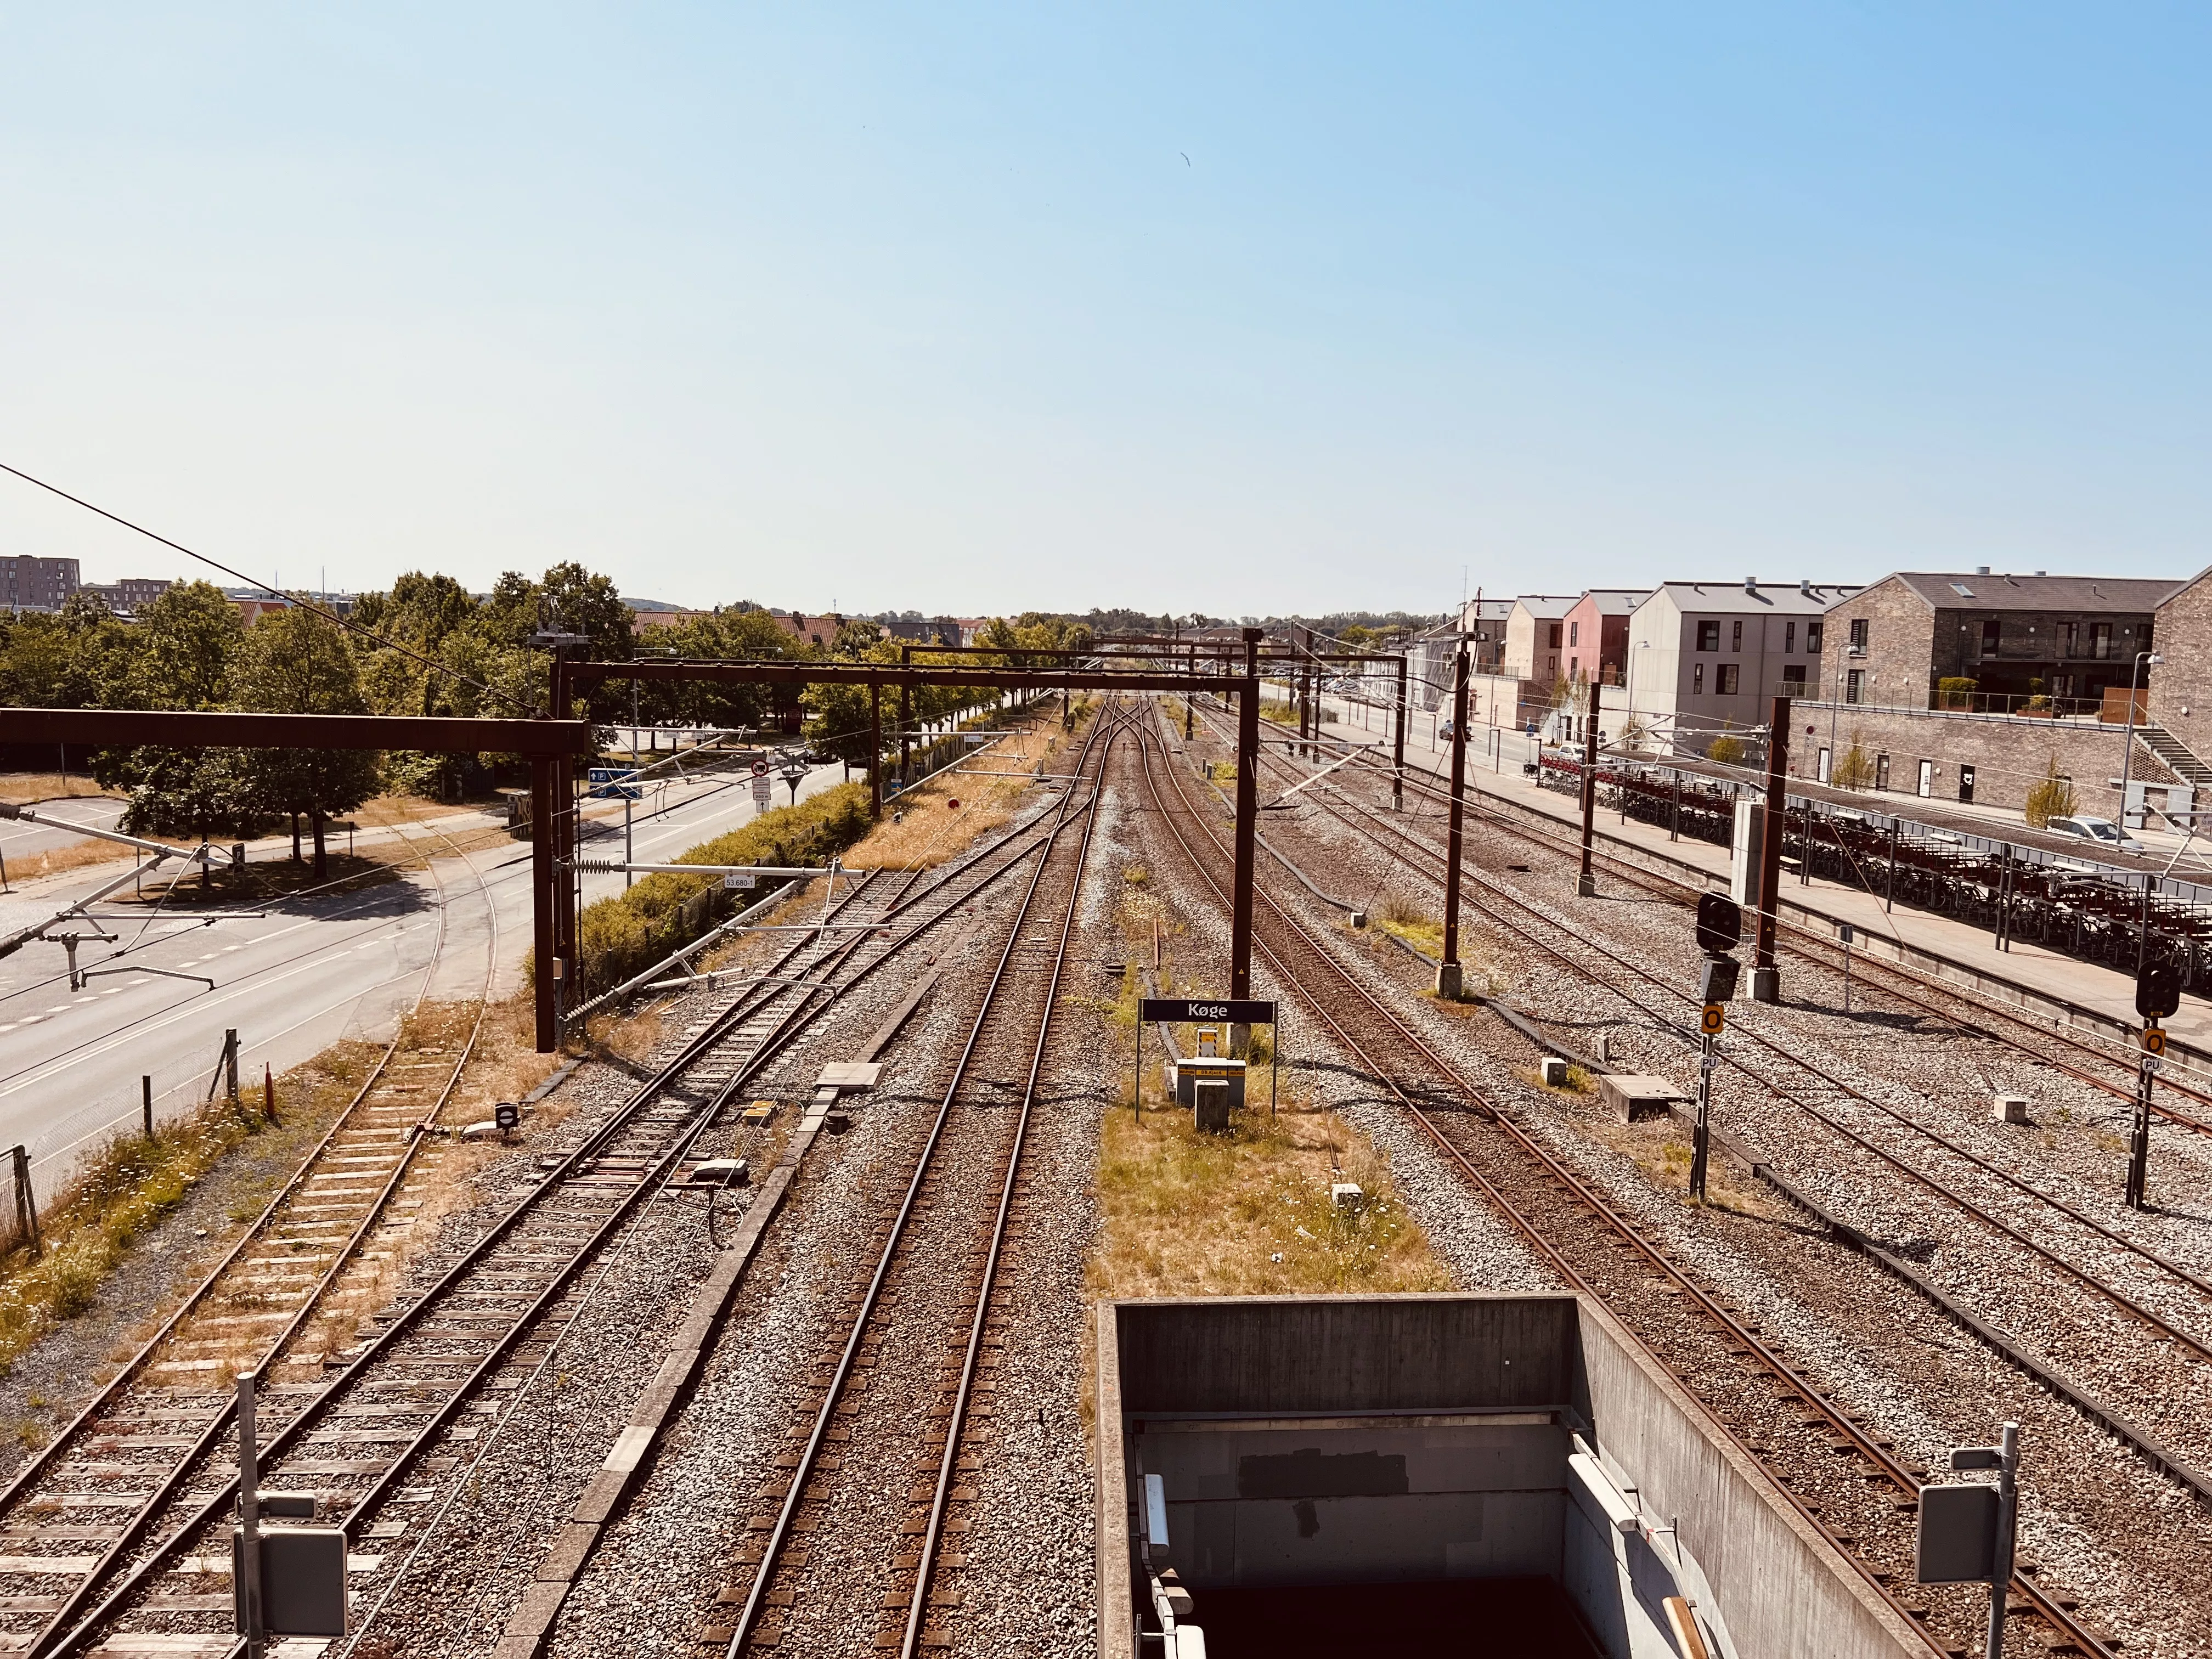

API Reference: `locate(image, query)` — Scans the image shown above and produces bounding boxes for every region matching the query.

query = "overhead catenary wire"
[0,459,546,714]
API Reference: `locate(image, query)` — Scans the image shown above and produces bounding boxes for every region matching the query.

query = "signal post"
[2129,962,2180,1208]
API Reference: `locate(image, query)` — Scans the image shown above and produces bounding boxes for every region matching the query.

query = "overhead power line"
[0,459,533,714]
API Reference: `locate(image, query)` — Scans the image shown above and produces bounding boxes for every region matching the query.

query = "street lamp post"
[2116,650,2165,838]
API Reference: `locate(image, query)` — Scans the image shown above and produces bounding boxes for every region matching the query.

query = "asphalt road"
[0,762,847,1201]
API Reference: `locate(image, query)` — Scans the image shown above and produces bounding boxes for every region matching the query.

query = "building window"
[1569,620,1579,647]
[1980,618,2001,657]
[1731,619,1742,651]
[1548,623,1562,648]
[1547,654,1558,675]
[2062,620,2078,658]
[1696,621,1719,652]
[1569,657,1578,679]
[1959,764,1976,804]
[1848,617,1867,651]
[1718,663,1740,695]
[2090,622,2113,659]
[1781,663,1806,688]
[2143,623,2154,653]
[1692,662,1705,695]
[1785,619,1797,653]
[1846,669,1864,704]
[1875,753,1890,791]
[1807,619,1824,654]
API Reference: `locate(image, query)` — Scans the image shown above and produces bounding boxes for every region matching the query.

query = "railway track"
[13,772,1110,1659]
[1130,699,2116,1659]
[711,701,1133,1657]
[1313,706,2212,1130]
[1230,713,2212,1509]
[0,811,506,1656]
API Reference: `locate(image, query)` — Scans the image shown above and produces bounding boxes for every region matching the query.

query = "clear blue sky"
[3,5,2208,618]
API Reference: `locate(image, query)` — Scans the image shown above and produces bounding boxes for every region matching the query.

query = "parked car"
[2044,815,2143,854]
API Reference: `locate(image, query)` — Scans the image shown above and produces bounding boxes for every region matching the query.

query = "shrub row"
[575,782,875,996]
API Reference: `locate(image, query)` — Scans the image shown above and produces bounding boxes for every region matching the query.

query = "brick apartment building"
[81,577,176,612]
[1820,570,2179,712]
[1,555,80,611]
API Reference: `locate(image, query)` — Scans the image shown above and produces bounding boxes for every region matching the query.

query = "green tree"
[117,746,267,847]
[0,612,80,708]
[229,607,383,877]
[1707,733,1749,767]
[1832,737,1877,791]
[2024,758,2078,828]
[105,581,244,710]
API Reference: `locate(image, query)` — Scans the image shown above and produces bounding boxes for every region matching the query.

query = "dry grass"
[1088,1091,1453,1300]
[348,792,503,831]
[1582,1113,1785,1220]
[0,837,145,883]
[1087,870,1452,1301]
[845,704,1087,870]
[0,774,117,804]
[0,1042,376,1376]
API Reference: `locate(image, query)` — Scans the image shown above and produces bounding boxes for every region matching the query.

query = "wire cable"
[0,459,532,713]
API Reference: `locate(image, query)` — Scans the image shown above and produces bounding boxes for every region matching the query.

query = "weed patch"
[1088,1099,1452,1300]
[0,1049,368,1374]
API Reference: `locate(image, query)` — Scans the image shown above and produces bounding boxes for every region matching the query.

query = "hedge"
[575,781,874,997]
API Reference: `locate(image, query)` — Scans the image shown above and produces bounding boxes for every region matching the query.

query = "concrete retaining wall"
[1094,1295,1929,1659]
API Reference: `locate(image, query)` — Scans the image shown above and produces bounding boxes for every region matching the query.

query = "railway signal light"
[1695,892,1741,957]
[2136,961,2181,1022]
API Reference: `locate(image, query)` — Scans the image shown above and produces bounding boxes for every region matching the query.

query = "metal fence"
[1534,752,2212,990]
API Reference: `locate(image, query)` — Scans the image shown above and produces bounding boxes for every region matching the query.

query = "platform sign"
[1916,1483,1999,1583]
[1140,997,1277,1025]
[588,767,643,801]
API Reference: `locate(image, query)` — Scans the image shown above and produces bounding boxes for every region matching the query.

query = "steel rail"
[898,704,1123,1659]
[1237,721,2212,1335]
[1131,703,2113,1659]
[1334,719,2212,1124]
[44,797,1096,1659]
[724,701,1134,1657]
[1227,721,2212,1511]
[39,862,898,1659]
[0,809,506,1656]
